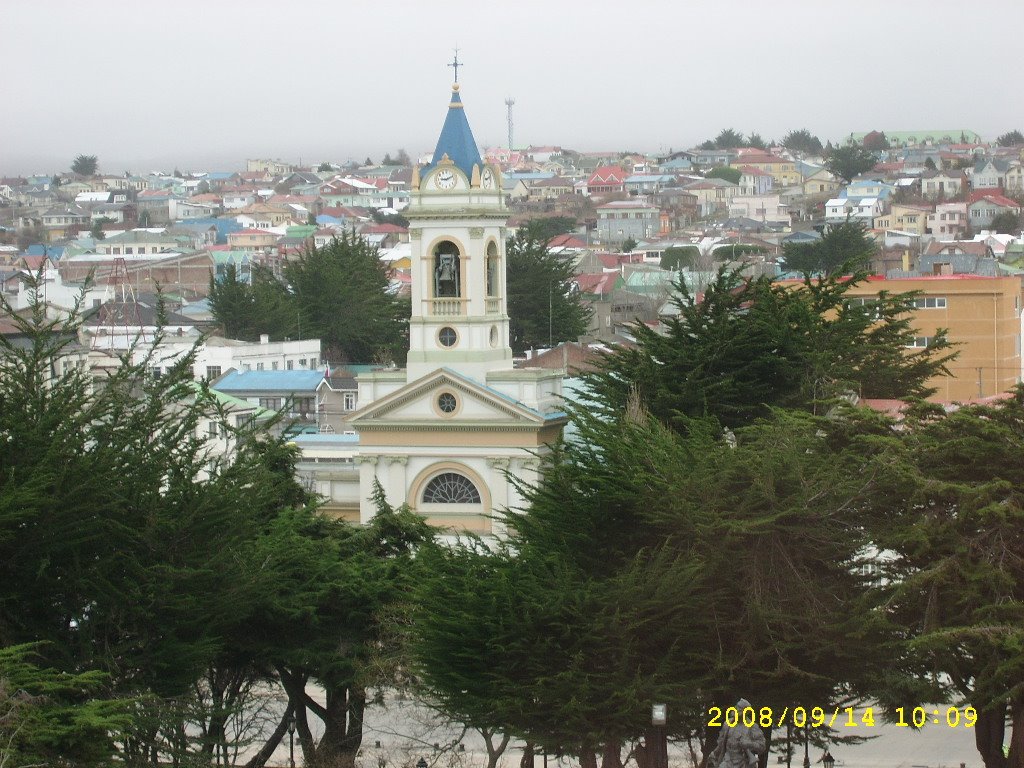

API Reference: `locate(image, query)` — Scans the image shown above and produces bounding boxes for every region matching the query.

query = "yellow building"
[845,275,1023,402]
[872,204,932,235]
[729,152,799,186]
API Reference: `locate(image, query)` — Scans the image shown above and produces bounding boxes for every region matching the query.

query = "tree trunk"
[759,727,772,768]
[244,702,294,768]
[581,749,599,768]
[483,729,512,768]
[602,741,624,768]
[522,742,536,768]
[1008,701,1024,768]
[975,703,1008,768]
[311,684,365,768]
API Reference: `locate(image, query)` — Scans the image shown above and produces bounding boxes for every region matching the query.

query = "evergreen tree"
[873,390,1024,768]
[583,268,955,433]
[71,154,99,176]
[825,143,878,183]
[506,229,590,353]
[209,232,411,364]
[782,129,824,155]
[782,220,877,275]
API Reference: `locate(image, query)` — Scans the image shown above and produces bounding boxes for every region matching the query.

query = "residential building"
[921,170,967,199]
[585,166,628,196]
[925,203,968,237]
[968,192,1020,227]
[595,200,660,244]
[844,275,1022,402]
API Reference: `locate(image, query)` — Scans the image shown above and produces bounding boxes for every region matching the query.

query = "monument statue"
[708,699,767,768]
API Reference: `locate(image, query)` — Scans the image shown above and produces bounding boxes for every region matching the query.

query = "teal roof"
[424,86,483,178]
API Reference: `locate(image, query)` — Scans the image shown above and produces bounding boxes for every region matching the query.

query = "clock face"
[434,169,457,190]
[481,168,495,189]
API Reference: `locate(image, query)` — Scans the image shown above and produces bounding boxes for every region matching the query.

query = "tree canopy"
[782,220,877,275]
[506,229,590,354]
[705,166,741,184]
[209,231,410,364]
[990,209,1022,234]
[782,129,823,155]
[996,130,1024,147]
[713,128,744,149]
[71,154,99,176]
[583,268,955,432]
[825,143,878,183]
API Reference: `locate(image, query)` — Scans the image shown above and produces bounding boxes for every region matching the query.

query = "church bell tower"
[405,83,513,383]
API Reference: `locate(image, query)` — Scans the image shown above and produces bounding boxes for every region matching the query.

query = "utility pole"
[505,98,515,150]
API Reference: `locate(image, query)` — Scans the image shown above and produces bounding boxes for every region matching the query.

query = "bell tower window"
[434,241,461,298]
[486,241,499,297]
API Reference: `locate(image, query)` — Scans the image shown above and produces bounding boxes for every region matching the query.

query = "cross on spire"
[448,48,462,83]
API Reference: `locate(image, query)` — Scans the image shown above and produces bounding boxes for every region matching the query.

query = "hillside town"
[3,96,1024,768]
[2,127,1023,408]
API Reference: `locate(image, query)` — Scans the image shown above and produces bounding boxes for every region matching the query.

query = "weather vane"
[448,48,462,83]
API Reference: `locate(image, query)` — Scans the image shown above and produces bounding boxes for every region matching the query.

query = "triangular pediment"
[349,368,545,428]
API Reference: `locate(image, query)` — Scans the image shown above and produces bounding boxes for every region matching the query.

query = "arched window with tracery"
[433,240,461,297]
[422,472,481,504]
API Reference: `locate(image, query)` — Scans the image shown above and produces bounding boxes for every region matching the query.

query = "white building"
[295,84,568,534]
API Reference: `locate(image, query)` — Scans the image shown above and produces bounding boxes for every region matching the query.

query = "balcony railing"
[485,298,501,314]
[429,298,466,316]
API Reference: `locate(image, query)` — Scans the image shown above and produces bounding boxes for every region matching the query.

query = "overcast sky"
[4,0,1023,175]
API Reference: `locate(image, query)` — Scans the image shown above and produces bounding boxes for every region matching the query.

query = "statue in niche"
[435,251,460,297]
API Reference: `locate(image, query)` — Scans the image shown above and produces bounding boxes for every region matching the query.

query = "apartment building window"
[205,365,222,380]
[208,422,219,438]
[299,358,307,368]
[912,297,947,309]
[259,397,283,410]
[906,337,933,348]
[256,362,265,371]
[272,361,279,370]
[293,396,314,414]
[343,392,357,410]
[150,366,162,379]
[286,360,294,370]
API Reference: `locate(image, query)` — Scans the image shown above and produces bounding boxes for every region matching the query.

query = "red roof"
[230,228,275,236]
[574,272,620,295]
[548,234,587,249]
[737,165,771,176]
[587,166,628,186]
[968,190,1019,208]
[359,223,407,234]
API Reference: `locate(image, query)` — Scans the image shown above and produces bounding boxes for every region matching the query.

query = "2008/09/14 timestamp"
[707,706,978,729]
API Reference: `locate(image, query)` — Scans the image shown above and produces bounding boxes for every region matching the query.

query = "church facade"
[295,84,566,535]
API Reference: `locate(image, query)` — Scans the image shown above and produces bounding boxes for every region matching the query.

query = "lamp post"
[287,712,296,768]
[652,703,668,768]
[802,727,809,768]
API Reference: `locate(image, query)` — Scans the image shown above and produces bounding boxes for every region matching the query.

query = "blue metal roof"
[422,86,483,178]
[291,432,360,445]
[214,369,326,392]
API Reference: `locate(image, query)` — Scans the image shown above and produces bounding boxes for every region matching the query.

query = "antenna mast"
[505,97,515,150]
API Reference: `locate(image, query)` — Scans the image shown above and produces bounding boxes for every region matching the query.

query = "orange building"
[844,275,1023,402]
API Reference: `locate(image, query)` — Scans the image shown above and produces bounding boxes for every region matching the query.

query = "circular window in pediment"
[438,392,457,414]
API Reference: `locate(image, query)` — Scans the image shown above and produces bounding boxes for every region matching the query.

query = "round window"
[438,392,458,414]
[438,327,457,347]
[489,325,498,348]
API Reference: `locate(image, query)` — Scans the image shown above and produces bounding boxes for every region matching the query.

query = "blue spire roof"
[424,85,483,178]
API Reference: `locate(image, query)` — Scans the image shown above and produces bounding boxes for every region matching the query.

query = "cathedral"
[299,82,567,535]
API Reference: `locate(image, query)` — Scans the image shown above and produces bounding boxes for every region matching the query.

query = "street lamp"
[287,712,296,768]
[652,703,668,768]
[802,727,809,768]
